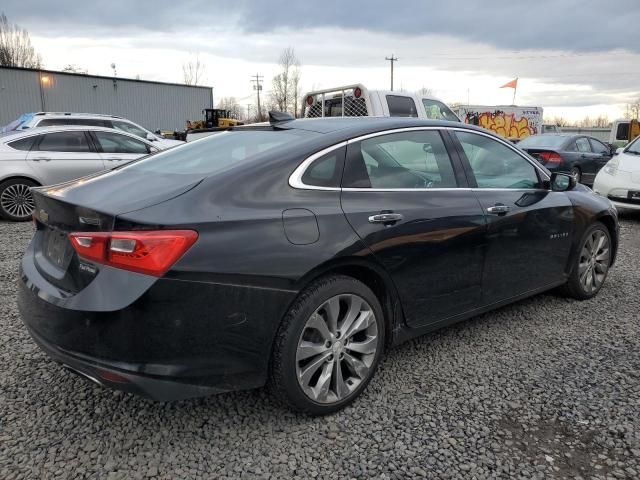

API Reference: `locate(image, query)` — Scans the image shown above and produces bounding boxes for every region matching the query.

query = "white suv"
[9,112,183,149]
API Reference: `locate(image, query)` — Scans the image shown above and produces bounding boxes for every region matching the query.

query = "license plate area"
[43,228,73,270]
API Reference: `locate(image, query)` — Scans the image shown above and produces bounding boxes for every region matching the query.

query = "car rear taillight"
[538,152,562,165]
[68,230,198,277]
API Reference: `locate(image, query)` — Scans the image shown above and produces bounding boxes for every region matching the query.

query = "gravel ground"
[1,214,639,480]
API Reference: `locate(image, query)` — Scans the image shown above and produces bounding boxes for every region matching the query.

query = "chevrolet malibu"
[19,116,618,415]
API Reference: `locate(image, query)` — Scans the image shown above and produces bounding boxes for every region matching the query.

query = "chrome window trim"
[288,126,549,191]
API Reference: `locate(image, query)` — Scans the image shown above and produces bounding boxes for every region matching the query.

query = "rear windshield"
[518,135,567,149]
[121,129,315,176]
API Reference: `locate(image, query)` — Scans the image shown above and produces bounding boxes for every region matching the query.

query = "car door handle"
[104,158,121,161]
[32,157,51,162]
[368,213,403,224]
[486,204,510,215]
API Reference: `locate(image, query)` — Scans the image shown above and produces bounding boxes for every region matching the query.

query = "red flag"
[500,78,518,89]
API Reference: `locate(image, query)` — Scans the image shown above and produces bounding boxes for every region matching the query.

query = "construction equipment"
[186,109,243,130]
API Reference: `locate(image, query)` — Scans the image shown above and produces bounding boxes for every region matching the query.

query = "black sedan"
[18,115,618,415]
[518,133,615,184]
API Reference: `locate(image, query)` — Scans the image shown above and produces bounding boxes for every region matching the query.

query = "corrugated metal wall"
[0,67,212,131]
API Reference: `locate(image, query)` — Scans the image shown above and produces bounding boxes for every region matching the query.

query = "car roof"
[31,112,123,119]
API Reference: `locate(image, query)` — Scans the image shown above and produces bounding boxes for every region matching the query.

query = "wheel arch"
[595,212,618,265]
[0,174,42,187]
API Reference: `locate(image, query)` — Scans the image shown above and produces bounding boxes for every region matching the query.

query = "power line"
[385,54,398,91]
[250,73,264,121]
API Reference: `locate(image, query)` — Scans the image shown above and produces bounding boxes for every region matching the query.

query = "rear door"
[91,130,157,168]
[25,131,105,185]
[451,130,574,305]
[574,137,599,183]
[340,128,486,327]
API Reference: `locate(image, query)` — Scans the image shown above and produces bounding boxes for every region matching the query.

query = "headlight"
[603,160,618,176]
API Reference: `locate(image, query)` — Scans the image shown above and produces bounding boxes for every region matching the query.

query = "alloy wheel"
[0,183,35,219]
[578,229,610,294]
[296,294,379,404]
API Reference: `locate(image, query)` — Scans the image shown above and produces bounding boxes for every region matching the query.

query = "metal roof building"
[0,66,213,131]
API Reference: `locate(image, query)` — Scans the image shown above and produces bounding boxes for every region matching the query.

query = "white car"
[593,136,640,211]
[0,125,170,221]
[4,112,184,149]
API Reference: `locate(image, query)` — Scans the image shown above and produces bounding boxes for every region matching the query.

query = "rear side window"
[589,138,609,154]
[38,118,110,127]
[575,137,591,153]
[386,95,418,118]
[93,131,150,154]
[112,120,148,139]
[300,148,345,187]
[35,131,92,152]
[8,137,36,151]
[343,130,457,189]
[123,130,315,176]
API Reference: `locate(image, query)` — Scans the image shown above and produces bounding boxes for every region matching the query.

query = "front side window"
[112,120,149,139]
[575,137,591,153]
[386,95,418,118]
[36,131,92,153]
[455,131,540,189]
[93,131,150,154]
[421,99,459,122]
[343,130,457,189]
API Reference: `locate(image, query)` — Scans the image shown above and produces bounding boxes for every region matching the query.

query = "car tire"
[0,178,37,222]
[570,166,582,184]
[560,221,612,300]
[269,274,385,415]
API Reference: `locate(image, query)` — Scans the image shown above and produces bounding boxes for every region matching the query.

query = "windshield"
[518,135,567,149]
[625,136,640,155]
[1,113,34,133]
[421,99,459,122]
[122,129,316,176]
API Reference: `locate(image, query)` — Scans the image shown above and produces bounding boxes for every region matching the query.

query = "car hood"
[36,168,204,216]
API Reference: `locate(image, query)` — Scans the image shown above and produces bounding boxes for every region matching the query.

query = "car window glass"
[455,131,540,189]
[112,120,148,139]
[343,130,457,189]
[8,136,36,151]
[616,123,629,141]
[94,131,150,154]
[36,131,92,153]
[575,138,591,153]
[589,138,608,154]
[38,118,108,127]
[386,95,418,118]
[301,149,344,187]
[421,99,459,121]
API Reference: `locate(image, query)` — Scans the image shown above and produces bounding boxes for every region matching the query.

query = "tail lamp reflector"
[68,230,198,277]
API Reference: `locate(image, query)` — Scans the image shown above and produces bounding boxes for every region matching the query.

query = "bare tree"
[270,47,301,115]
[552,116,570,127]
[416,86,433,97]
[182,54,206,86]
[0,12,42,68]
[217,97,242,120]
[625,99,640,120]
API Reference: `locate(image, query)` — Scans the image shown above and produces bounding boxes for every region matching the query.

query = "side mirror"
[146,132,157,141]
[550,172,575,192]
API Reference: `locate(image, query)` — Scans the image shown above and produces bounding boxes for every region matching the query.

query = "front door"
[91,130,155,168]
[451,130,574,305]
[25,131,105,185]
[340,128,486,327]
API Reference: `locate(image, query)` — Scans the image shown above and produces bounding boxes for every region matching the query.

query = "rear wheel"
[570,166,582,183]
[561,222,611,300]
[0,178,37,221]
[269,275,385,415]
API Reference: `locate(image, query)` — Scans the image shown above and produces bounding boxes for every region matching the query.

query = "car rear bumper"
[18,247,297,401]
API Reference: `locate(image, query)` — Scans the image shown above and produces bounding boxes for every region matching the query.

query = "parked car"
[0,125,164,221]
[518,133,615,184]
[3,112,184,149]
[18,116,618,415]
[593,136,640,211]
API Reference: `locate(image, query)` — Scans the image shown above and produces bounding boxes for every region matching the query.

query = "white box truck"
[454,105,544,142]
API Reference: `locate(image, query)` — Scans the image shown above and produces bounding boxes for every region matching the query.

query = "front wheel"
[561,222,612,300]
[0,178,37,221]
[269,275,385,415]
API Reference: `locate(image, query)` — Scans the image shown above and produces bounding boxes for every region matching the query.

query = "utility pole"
[250,73,264,121]
[246,104,252,122]
[385,55,398,91]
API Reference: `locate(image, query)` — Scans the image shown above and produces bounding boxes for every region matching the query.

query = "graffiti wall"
[457,107,543,140]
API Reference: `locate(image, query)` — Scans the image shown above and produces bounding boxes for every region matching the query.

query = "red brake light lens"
[68,230,198,277]
[306,95,314,106]
[353,87,362,98]
[538,152,562,165]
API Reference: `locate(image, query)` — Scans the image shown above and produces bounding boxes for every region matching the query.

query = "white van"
[301,84,460,122]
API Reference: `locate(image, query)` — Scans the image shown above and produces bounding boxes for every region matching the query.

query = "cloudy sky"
[3,0,640,121]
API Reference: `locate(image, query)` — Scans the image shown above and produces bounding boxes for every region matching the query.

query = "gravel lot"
[1,214,639,480]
